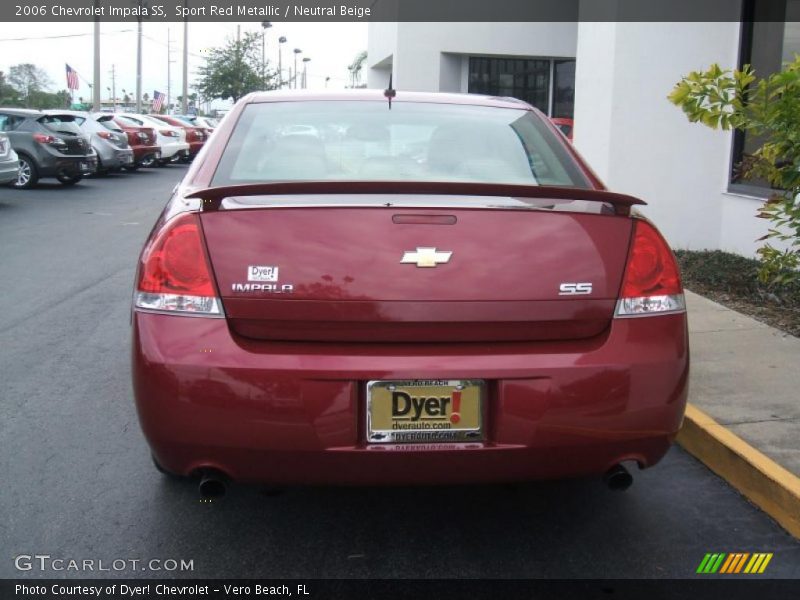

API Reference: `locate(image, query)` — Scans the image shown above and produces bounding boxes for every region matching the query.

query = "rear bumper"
[37,153,97,177]
[187,141,204,157]
[159,141,190,159]
[132,312,689,485]
[131,145,161,165]
[0,154,19,184]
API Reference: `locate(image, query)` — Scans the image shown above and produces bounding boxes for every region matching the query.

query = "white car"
[115,114,189,165]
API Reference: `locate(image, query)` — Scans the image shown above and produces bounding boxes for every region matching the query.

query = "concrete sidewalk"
[685,290,800,476]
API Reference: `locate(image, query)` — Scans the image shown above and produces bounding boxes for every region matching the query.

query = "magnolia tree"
[669,59,800,285]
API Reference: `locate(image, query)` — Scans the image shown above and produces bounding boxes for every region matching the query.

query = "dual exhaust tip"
[196,464,633,498]
[198,470,227,500]
[603,463,634,491]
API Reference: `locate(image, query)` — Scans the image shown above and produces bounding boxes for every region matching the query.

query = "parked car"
[115,114,189,165]
[0,108,97,188]
[0,132,19,185]
[105,117,160,169]
[147,114,208,160]
[550,117,574,141]
[174,114,218,134]
[52,110,134,174]
[132,90,688,497]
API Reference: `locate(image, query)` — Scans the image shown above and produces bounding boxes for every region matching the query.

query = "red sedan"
[109,118,160,168]
[132,90,688,498]
[148,114,207,160]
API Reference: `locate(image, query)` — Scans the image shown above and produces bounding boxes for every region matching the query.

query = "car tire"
[56,172,83,186]
[10,155,38,189]
[139,155,157,168]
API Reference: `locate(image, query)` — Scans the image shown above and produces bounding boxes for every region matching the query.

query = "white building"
[367,6,795,258]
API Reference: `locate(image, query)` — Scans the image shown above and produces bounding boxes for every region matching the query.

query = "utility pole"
[166,28,175,114]
[109,64,117,111]
[302,57,310,89]
[181,17,188,114]
[136,15,142,113]
[92,17,100,111]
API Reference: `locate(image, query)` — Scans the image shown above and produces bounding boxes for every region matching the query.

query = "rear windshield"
[212,101,589,188]
[98,118,124,132]
[38,115,83,136]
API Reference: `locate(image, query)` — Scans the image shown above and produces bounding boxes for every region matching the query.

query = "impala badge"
[400,247,453,268]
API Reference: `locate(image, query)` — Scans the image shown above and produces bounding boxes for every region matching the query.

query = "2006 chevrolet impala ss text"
[131,89,689,496]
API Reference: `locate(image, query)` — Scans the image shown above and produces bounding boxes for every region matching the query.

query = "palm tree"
[348,50,367,88]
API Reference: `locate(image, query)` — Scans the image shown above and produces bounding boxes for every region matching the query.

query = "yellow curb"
[677,403,800,539]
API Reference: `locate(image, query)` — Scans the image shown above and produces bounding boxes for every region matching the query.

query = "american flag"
[152,90,165,113]
[65,64,79,91]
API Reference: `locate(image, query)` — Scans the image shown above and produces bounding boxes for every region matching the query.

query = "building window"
[468,57,575,118]
[733,0,800,192]
[552,59,576,119]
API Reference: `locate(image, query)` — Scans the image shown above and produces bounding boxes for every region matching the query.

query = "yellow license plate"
[366,380,484,444]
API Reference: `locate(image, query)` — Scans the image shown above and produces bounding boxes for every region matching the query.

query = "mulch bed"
[674,250,800,338]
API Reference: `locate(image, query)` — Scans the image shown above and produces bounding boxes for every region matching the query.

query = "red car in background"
[148,114,207,160]
[131,90,688,499]
[550,117,574,142]
[105,118,161,168]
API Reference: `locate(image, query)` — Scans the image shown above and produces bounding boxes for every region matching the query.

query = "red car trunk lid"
[200,200,632,342]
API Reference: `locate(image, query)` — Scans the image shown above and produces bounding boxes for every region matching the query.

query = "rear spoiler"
[185,181,646,215]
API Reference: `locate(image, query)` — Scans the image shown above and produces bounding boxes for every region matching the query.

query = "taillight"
[33,133,65,146]
[615,219,685,317]
[97,131,113,140]
[134,213,222,316]
[160,129,177,137]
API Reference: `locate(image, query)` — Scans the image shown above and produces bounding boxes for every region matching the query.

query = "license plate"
[366,379,484,444]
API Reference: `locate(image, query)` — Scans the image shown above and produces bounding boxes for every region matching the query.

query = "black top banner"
[0,0,792,23]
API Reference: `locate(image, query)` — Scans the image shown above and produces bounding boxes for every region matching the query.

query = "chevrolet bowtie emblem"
[400,247,453,268]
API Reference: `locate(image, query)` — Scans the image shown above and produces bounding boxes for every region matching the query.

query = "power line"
[0,30,134,42]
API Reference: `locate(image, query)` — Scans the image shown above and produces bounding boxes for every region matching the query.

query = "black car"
[0,108,97,189]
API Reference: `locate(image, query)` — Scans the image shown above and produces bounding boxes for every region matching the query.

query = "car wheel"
[10,155,38,189]
[139,155,157,168]
[56,172,83,186]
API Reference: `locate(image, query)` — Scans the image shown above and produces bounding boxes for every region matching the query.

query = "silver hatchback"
[0,133,19,185]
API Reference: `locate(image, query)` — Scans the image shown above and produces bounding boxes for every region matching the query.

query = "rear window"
[38,115,83,136]
[212,101,589,188]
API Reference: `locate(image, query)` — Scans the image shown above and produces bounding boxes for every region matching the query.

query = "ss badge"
[559,282,593,295]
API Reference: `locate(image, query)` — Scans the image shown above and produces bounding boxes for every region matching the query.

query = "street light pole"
[278,36,286,88]
[260,21,272,88]
[302,57,310,89]
[293,48,301,89]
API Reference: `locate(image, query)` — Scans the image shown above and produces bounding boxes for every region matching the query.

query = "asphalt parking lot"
[1,167,799,580]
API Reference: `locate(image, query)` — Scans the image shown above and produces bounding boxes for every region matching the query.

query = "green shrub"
[669,60,800,286]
